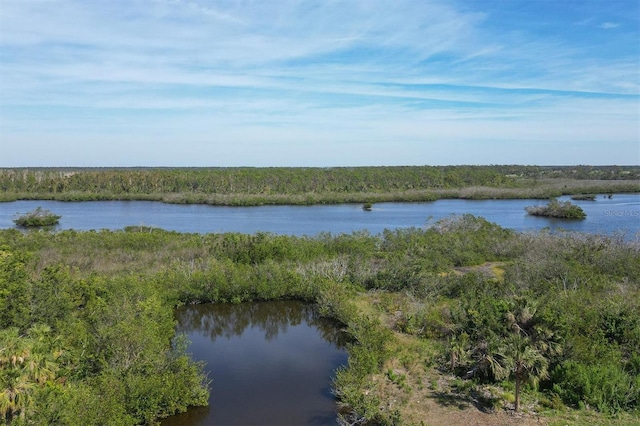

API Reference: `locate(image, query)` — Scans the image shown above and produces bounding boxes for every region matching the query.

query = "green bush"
[13,207,61,227]
[525,199,586,219]
[552,361,639,413]
[570,194,596,201]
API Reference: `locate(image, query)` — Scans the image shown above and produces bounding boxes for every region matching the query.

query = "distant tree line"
[0,166,638,205]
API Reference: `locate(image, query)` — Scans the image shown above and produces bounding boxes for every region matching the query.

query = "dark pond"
[0,194,638,238]
[161,301,348,426]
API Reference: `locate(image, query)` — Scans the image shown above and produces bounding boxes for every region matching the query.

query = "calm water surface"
[161,301,347,426]
[0,194,638,238]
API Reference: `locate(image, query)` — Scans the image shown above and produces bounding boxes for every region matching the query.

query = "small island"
[525,198,586,219]
[13,207,61,227]
[570,194,596,201]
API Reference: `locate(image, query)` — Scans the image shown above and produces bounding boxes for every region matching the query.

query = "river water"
[161,301,348,426]
[0,194,638,238]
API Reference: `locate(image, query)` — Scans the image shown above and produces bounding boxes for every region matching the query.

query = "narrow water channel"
[161,300,348,426]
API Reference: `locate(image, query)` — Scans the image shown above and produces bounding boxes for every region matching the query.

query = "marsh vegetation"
[525,199,587,219]
[1,215,638,425]
[1,165,638,205]
[12,207,61,227]
[570,194,596,201]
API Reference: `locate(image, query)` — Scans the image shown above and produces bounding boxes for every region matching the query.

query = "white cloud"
[0,0,638,166]
[599,22,620,29]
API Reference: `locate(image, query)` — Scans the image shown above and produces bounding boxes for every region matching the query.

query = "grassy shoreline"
[1,166,639,206]
[1,181,639,206]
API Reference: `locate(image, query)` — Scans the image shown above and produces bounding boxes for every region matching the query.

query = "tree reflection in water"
[175,300,348,349]
[164,300,349,425]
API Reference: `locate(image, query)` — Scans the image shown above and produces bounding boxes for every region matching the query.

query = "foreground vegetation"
[1,217,638,425]
[1,165,639,205]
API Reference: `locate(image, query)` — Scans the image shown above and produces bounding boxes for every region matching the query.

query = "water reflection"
[176,301,348,348]
[162,406,210,426]
[163,300,348,426]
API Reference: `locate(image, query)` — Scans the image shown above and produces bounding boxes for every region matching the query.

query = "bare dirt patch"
[371,331,547,426]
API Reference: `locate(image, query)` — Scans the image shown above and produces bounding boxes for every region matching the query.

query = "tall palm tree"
[506,297,563,359]
[449,296,562,412]
[501,333,549,412]
[502,297,559,412]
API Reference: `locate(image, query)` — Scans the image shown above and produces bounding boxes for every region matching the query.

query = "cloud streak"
[599,22,620,29]
[1,0,638,166]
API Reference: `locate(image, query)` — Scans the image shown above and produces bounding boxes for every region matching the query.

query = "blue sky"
[0,0,638,167]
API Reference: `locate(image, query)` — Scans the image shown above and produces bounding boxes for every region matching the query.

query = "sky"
[0,0,639,167]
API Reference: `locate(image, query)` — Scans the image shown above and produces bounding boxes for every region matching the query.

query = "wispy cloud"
[1,0,638,166]
[599,22,620,29]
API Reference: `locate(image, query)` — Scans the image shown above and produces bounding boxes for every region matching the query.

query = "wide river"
[0,194,638,238]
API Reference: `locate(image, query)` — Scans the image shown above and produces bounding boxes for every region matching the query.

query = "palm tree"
[501,297,559,412]
[0,325,61,420]
[466,335,507,381]
[500,333,549,412]
[3,374,35,419]
[448,332,470,372]
[505,297,563,359]
[451,296,563,412]
[0,328,32,420]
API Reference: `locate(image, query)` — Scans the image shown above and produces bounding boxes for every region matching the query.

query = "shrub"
[13,207,61,227]
[551,361,639,413]
[525,199,586,219]
[570,194,596,201]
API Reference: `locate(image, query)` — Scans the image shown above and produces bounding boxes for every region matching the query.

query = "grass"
[545,408,640,426]
[1,177,638,206]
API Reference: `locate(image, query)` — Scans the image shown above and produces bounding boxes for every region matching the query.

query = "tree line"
[0,166,638,205]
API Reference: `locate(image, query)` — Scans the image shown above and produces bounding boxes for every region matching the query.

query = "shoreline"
[1,166,639,206]
[2,183,639,206]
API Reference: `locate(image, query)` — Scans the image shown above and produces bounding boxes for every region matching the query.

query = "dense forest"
[1,215,638,425]
[1,165,639,205]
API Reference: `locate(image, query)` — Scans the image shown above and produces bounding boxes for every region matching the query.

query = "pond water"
[0,194,638,238]
[161,301,348,426]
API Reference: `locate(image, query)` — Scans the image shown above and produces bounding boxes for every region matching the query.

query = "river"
[1,194,638,238]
